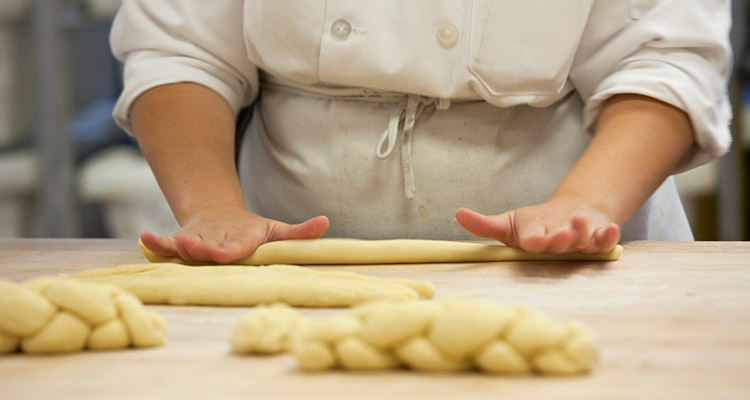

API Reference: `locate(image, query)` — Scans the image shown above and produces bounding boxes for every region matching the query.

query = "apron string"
[376,95,451,200]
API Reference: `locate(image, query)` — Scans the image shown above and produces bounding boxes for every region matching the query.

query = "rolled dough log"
[139,238,623,265]
[67,263,434,307]
[232,299,598,375]
[0,278,165,354]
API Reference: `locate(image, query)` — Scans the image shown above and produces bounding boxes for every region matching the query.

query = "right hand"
[140,206,330,263]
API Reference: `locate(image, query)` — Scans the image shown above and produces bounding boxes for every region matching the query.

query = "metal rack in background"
[728,0,750,240]
[30,0,124,238]
[721,0,749,240]
[32,0,78,237]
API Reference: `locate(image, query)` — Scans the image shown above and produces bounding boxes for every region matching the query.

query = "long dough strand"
[140,238,623,265]
[232,299,598,375]
[67,263,434,307]
[0,279,165,354]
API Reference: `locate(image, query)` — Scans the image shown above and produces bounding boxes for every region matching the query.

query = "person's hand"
[455,196,620,254]
[140,206,330,263]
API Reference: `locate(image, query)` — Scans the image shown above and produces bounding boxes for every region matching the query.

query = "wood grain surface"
[0,239,748,400]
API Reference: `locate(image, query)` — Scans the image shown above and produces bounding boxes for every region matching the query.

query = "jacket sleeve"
[110,1,258,135]
[570,0,732,171]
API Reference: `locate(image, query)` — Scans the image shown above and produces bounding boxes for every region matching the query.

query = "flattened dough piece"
[67,263,434,307]
[140,238,622,265]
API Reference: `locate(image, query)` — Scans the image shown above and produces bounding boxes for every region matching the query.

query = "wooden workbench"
[0,239,748,399]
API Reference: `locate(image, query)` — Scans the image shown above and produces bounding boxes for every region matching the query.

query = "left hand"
[455,196,620,254]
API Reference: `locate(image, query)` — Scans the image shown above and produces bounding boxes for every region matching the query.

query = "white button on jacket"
[437,23,458,46]
[331,19,351,41]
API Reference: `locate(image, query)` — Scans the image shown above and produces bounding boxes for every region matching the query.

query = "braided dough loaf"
[0,278,165,354]
[140,238,623,265]
[67,263,434,307]
[232,300,598,375]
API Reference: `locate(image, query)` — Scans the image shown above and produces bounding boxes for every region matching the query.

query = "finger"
[570,216,593,251]
[593,223,621,253]
[268,215,330,242]
[517,221,548,253]
[140,230,179,257]
[174,233,211,263]
[581,223,619,254]
[194,230,247,264]
[455,208,514,244]
[545,227,577,254]
[208,232,263,264]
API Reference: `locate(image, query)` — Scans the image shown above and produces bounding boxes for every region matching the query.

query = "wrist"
[548,189,622,224]
[173,195,247,226]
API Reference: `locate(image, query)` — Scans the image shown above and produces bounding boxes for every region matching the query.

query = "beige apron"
[238,74,693,241]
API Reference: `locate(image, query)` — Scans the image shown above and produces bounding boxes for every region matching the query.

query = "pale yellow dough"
[231,304,302,354]
[232,299,598,375]
[67,263,434,307]
[139,238,623,265]
[0,278,165,355]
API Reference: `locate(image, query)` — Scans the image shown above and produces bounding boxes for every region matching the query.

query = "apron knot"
[376,96,451,199]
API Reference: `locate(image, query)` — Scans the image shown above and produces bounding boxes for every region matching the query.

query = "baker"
[110,1,731,263]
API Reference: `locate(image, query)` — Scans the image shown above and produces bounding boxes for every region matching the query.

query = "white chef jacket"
[110,0,732,241]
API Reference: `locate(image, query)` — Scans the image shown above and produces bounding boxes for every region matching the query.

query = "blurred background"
[0,0,748,241]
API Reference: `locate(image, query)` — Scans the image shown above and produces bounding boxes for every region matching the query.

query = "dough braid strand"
[232,299,598,375]
[0,278,165,354]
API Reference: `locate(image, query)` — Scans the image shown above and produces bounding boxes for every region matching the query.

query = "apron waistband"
[261,73,456,200]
